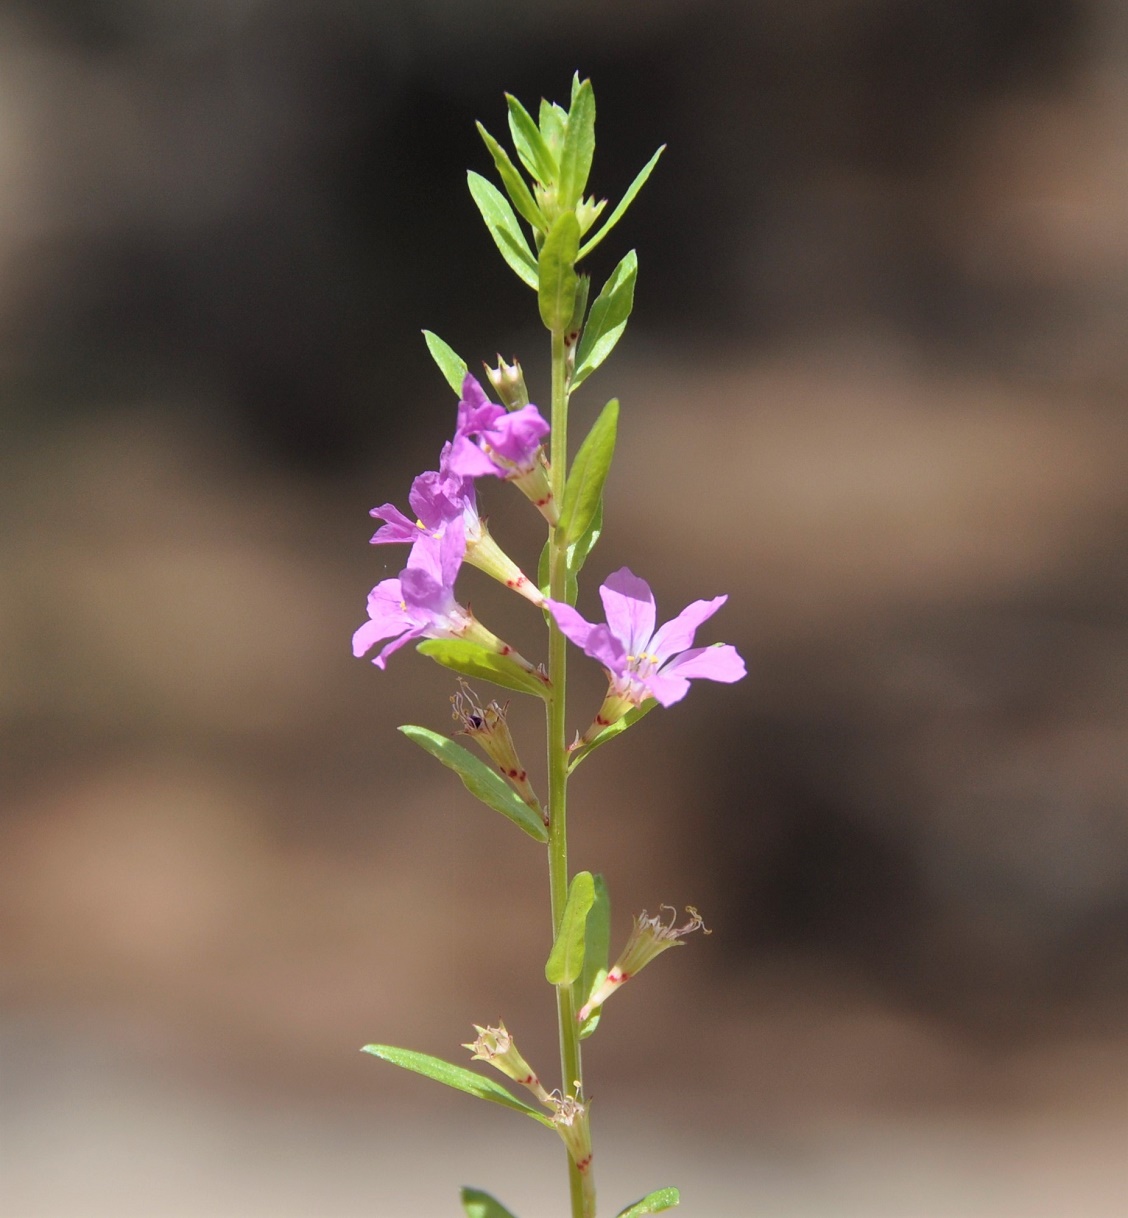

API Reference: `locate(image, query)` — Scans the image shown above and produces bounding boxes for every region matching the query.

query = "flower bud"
[485,356,529,410]
[463,1021,552,1106]
[451,683,544,821]
[577,906,710,1021]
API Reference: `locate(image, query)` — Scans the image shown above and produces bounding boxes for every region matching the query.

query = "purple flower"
[352,529,469,669]
[546,567,746,708]
[448,374,549,481]
[369,443,479,548]
[367,443,545,607]
[353,528,544,676]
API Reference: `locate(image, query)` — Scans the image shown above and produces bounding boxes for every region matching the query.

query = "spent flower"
[463,1021,552,1106]
[577,906,710,1022]
[451,681,543,820]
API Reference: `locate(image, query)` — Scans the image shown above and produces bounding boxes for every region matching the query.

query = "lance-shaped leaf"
[399,726,548,842]
[577,873,610,1040]
[573,251,637,389]
[476,122,545,232]
[422,330,468,396]
[362,1045,553,1126]
[558,79,595,212]
[558,398,618,546]
[507,94,556,184]
[537,495,601,608]
[538,211,580,332]
[461,1187,521,1218]
[468,171,539,289]
[568,700,657,773]
[578,145,665,261]
[416,639,549,700]
[539,99,567,160]
[616,1188,680,1216]
[545,870,595,986]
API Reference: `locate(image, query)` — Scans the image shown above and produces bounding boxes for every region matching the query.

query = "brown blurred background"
[1,2,1126,1215]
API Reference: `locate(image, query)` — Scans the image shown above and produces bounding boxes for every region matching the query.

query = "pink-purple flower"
[448,374,549,479]
[546,567,745,711]
[353,529,541,674]
[367,444,544,606]
[448,374,557,523]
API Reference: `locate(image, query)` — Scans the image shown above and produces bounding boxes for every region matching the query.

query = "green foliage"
[467,171,539,289]
[461,1187,521,1218]
[573,252,637,389]
[538,211,581,332]
[568,700,658,772]
[558,398,618,546]
[544,870,596,986]
[577,874,610,1039]
[578,145,665,261]
[476,122,546,232]
[616,1188,680,1216]
[362,1046,554,1126]
[399,726,548,843]
[558,79,596,213]
[538,98,567,159]
[416,639,549,700]
[506,93,556,184]
[422,330,468,395]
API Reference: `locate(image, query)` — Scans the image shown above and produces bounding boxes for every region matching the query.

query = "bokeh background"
[2,2,1126,1215]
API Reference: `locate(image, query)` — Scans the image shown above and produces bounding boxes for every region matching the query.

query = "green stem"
[546,327,591,1218]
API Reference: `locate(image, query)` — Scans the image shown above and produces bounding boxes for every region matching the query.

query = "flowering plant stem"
[355,77,746,1218]
[546,325,588,1217]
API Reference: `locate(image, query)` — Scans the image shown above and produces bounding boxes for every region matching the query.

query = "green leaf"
[539,99,567,158]
[399,726,548,843]
[616,1188,680,1216]
[545,870,595,986]
[362,1045,553,1126]
[568,272,590,338]
[568,699,657,772]
[538,496,602,606]
[573,251,637,389]
[577,874,610,1037]
[578,145,665,261]
[422,330,468,396]
[506,94,556,184]
[559,79,595,212]
[538,211,580,332]
[467,171,539,289]
[476,122,545,233]
[558,398,618,546]
[461,1187,520,1218]
[416,639,549,701]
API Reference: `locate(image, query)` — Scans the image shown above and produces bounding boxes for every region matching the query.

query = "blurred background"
[1,1,1126,1215]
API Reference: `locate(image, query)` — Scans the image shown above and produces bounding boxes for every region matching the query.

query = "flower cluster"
[354,374,551,666]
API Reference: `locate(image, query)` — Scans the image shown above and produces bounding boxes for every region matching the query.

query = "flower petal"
[447,435,502,478]
[368,503,422,544]
[660,643,746,685]
[648,595,727,662]
[599,568,656,656]
[545,599,597,650]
